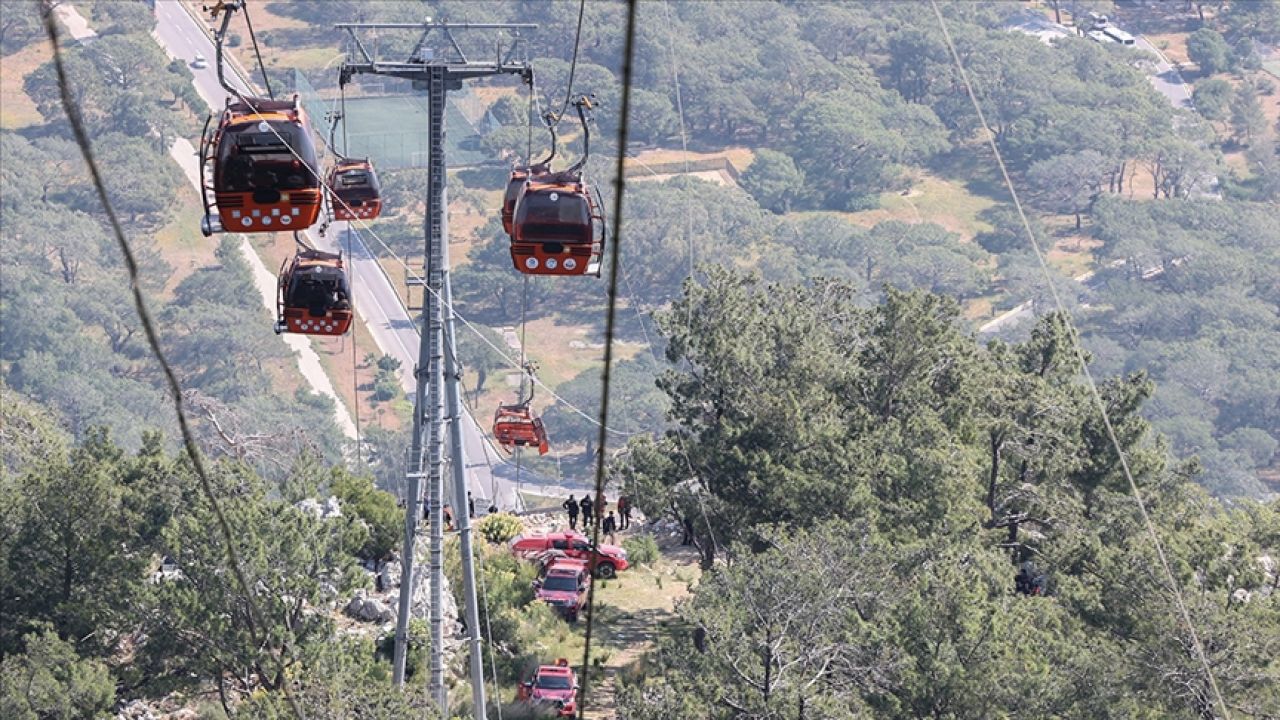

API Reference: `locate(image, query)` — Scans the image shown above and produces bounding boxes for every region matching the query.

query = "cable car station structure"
[335,18,535,719]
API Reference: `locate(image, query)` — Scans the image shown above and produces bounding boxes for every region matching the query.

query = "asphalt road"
[149,0,574,510]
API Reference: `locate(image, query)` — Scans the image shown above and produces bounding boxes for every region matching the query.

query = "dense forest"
[2,0,1279,718]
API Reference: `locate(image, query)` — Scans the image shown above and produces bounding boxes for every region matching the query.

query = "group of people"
[562,493,634,543]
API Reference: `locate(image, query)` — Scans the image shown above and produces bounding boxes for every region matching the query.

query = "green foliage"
[741,148,807,214]
[239,636,438,719]
[1187,28,1232,75]
[1087,197,1280,496]
[444,542,566,687]
[0,627,115,720]
[0,424,167,656]
[136,462,361,699]
[330,469,401,560]
[375,354,402,373]
[1193,78,1234,122]
[621,535,659,566]
[0,0,42,56]
[1230,84,1267,144]
[475,512,524,545]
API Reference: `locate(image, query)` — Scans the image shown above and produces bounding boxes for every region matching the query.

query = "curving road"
[149,0,577,510]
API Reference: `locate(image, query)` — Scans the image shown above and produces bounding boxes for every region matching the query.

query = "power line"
[576,1,637,717]
[41,10,306,720]
[927,3,1231,718]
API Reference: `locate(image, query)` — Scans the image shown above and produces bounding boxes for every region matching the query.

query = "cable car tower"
[335,18,535,718]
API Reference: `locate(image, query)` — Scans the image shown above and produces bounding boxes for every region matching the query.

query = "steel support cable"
[242,0,274,99]
[41,11,307,720]
[473,541,503,720]
[348,228,360,464]
[576,2,637,718]
[926,2,1231,717]
[658,0,697,339]
[618,265,721,558]
[548,0,587,126]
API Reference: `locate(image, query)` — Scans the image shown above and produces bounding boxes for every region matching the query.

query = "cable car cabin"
[501,164,548,236]
[275,249,353,336]
[204,95,322,235]
[510,174,602,276]
[493,404,550,455]
[328,158,383,221]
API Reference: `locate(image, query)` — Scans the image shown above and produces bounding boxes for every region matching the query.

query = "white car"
[191,53,208,69]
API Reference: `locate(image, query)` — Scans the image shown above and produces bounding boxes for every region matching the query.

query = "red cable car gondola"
[493,402,550,455]
[200,95,323,237]
[510,172,602,276]
[493,363,550,454]
[502,163,546,236]
[507,97,603,277]
[328,157,383,221]
[275,247,353,337]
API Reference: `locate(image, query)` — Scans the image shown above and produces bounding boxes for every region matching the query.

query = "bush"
[330,470,401,560]
[476,512,524,545]
[622,535,660,566]
[372,372,400,402]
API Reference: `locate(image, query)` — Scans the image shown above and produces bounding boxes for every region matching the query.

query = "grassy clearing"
[581,535,701,718]
[831,171,997,241]
[154,186,218,299]
[1,42,51,130]
[310,314,405,433]
[629,146,755,173]
[1145,32,1192,66]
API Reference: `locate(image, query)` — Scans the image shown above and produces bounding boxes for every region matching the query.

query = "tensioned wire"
[575,1,638,716]
[42,9,308,720]
[927,1,1230,717]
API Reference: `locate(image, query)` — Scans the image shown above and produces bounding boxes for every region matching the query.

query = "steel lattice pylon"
[337,19,534,720]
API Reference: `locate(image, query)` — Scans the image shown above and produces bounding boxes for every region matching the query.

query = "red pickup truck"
[517,658,578,717]
[534,560,588,621]
[509,531,629,578]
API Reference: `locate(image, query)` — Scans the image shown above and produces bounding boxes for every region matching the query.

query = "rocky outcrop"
[344,589,394,623]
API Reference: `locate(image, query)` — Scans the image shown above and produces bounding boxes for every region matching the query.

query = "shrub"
[622,534,660,566]
[476,512,524,545]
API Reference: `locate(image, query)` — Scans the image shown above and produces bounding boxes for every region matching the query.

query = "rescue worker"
[563,494,579,530]
[602,511,618,545]
[580,494,594,527]
[617,495,631,530]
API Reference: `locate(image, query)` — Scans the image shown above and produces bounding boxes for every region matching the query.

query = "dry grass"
[0,42,51,130]
[832,172,997,241]
[1146,32,1191,66]
[153,187,217,299]
[310,313,405,432]
[580,532,701,718]
[630,146,755,173]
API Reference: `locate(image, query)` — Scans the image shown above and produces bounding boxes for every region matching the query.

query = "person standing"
[580,494,594,528]
[617,495,630,530]
[468,492,475,519]
[563,494,579,530]
[602,511,618,545]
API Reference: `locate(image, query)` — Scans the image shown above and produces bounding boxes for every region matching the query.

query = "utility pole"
[337,20,534,719]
